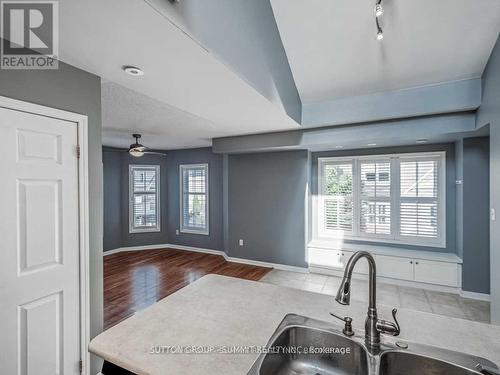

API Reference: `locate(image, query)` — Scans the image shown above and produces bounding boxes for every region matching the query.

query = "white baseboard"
[103,243,170,256]
[225,255,308,273]
[460,290,491,302]
[166,243,226,257]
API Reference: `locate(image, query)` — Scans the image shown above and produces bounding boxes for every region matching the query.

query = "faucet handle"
[330,312,355,337]
[376,308,401,337]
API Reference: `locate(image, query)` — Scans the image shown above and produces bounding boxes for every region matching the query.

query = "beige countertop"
[89,274,500,375]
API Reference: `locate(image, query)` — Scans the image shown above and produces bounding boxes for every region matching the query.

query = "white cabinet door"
[0,106,81,375]
[414,260,459,287]
[308,248,344,269]
[376,255,414,281]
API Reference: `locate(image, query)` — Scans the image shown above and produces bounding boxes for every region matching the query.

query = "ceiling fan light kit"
[108,134,167,157]
[129,133,146,157]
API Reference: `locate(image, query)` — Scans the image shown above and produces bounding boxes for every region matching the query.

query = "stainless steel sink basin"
[380,351,484,375]
[247,314,498,375]
[258,325,368,375]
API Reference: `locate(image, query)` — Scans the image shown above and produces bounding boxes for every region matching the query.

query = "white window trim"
[316,151,446,248]
[129,164,161,233]
[180,163,210,235]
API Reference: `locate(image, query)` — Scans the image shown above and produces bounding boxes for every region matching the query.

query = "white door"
[0,105,81,375]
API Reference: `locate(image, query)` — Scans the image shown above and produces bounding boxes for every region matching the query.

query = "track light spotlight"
[376,17,384,41]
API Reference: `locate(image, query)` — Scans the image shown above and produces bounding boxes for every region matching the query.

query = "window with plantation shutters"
[180,164,209,235]
[317,152,445,247]
[399,157,440,239]
[129,165,160,233]
[359,160,391,236]
[319,161,354,235]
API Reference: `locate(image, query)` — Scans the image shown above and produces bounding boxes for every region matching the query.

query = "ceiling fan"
[111,134,167,157]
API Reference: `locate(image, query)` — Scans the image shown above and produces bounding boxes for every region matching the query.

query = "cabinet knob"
[410,261,413,264]
[416,261,419,265]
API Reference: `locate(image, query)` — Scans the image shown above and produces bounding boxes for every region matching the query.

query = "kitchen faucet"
[334,251,400,349]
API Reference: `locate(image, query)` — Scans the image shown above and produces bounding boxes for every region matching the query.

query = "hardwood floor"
[104,248,272,329]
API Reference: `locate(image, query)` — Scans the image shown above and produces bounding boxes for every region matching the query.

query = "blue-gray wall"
[166,148,224,251]
[455,140,464,259]
[312,143,457,254]
[102,149,168,250]
[302,79,481,127]
[226,150,309,268]
[120,153,170,248]
[102,147,223,252]
[0,61,103,374]
[103,140,492,296]
[462,137,490,294]
[213,112,476,154]
[477,36,500,323]
[103,150,122,251]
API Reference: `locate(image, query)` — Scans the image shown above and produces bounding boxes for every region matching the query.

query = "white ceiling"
[271,0,500,103]
[58,0,500,149]
[58,0,300,149]
[101,82,217,149]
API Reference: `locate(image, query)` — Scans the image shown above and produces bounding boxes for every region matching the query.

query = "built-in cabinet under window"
[308,244,461,289]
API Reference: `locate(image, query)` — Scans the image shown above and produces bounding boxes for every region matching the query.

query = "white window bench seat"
[308,240,462,291]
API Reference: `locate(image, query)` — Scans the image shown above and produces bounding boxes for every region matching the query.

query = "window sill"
[129,228,161,234]
[316,232,445,249]
[180,229,209,236]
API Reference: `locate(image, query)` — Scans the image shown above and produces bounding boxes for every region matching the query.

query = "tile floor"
[259,269,490,324]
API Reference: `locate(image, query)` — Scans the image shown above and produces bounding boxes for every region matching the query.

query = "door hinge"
[76,145,81,159]
[79,359,83,373]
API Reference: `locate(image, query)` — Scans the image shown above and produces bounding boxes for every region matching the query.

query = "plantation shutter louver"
[359,160,391,235]
[399,158,440,239]
[321,162,354,233]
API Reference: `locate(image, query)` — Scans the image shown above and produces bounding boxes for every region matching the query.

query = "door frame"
[0,95,91,375]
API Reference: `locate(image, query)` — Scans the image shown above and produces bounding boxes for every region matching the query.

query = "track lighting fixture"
[376,18,384,40]
[375,0,384,41]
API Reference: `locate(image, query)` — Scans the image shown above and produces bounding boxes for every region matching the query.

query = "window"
[180,164,209,235]
[129,165,160,233]
[319,161,354,235]
[317,152,445,247]
[399,157,440,239]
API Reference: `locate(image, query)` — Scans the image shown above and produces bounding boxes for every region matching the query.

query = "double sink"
[247,314,498,375]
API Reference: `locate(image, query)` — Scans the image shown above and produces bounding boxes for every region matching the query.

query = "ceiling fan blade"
[143,151,167,156]
[105,148,129,152]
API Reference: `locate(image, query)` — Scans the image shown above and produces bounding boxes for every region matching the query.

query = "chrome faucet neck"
[341,251,377,310]
[335,251,400,348]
